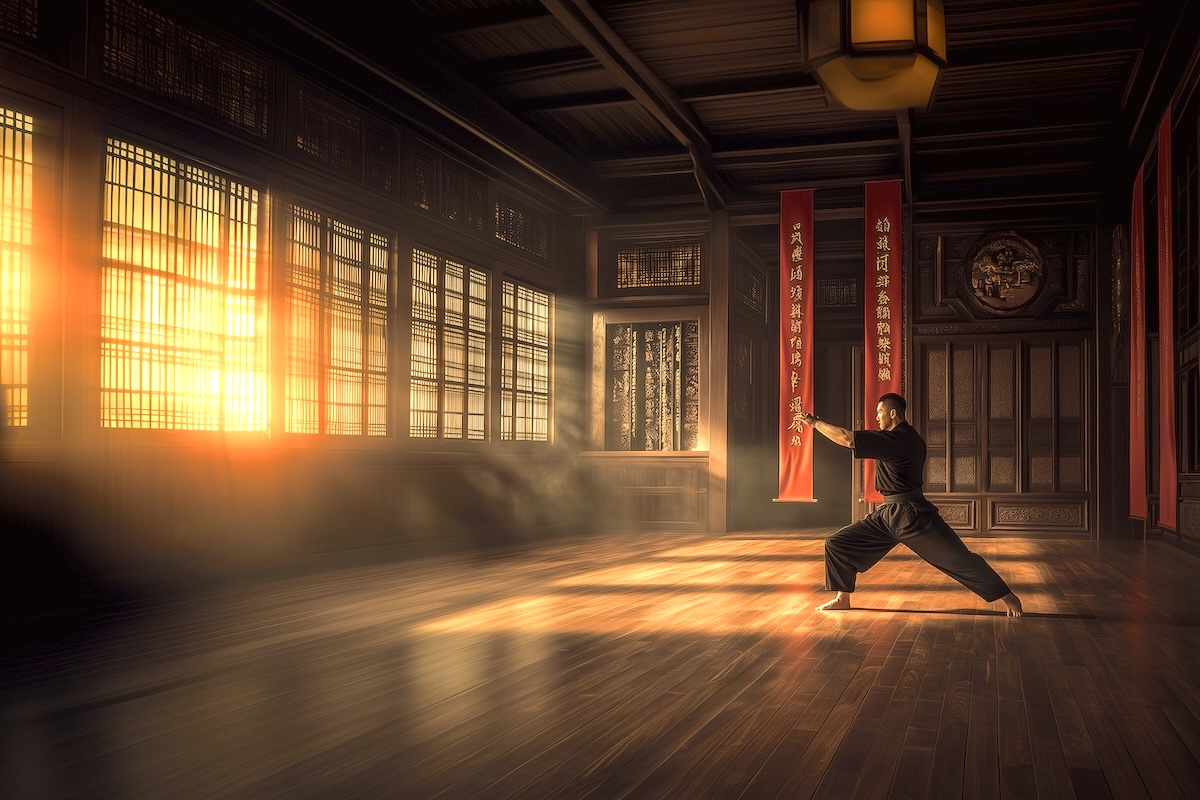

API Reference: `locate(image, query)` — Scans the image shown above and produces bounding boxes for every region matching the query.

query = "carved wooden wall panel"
[936,500,975,529]
[917,333,1090,535]
[582,457,710,531]
[988,499,1088,533]
[914,228,1092,337]
[912,223,1093,535]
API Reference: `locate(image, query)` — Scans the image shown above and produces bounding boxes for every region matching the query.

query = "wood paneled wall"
[916,336,1089,535]
[911,226,1095,536]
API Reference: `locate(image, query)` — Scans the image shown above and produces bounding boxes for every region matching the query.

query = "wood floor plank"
[963,654,1001,800]
[1016,630,1077,799]
[1041,658,1101,771]
[1066,664,1152,800]
[5,534,1200,800]
[925,614,975,799]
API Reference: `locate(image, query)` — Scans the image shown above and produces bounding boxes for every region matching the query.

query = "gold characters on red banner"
[787,221,806,446]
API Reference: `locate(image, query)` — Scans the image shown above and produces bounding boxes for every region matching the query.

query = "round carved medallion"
[966,233,1044,314]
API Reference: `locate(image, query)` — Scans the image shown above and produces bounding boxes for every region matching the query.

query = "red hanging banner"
[863,180,903,503]
[1157,109,1177,531]
[778,189,816,502]
[1129,168,1147,521]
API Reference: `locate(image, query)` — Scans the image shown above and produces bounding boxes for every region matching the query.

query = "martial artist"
[798,393,1023,617]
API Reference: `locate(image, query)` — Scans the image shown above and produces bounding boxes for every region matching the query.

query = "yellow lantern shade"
[799,0,947,111]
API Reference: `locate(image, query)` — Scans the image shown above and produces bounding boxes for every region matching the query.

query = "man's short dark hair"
[879,393,906,417]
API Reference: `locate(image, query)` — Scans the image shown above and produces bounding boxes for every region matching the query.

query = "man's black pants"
[824,499,1011,602]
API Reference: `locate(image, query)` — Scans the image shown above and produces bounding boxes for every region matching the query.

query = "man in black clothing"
[798,393,1023,617]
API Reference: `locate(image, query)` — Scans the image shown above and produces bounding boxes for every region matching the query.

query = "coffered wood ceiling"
[209,1,1196,263]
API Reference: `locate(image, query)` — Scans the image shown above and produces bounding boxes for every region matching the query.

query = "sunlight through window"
[101,139,266,430]
[501,280,550,441]
[410,247,487,439]
[285,205,390,435]
[0,106,31,428]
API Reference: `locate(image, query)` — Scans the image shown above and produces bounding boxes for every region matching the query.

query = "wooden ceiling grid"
[252,0,1187,261]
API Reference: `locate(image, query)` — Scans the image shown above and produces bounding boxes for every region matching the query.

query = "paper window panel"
[0,106,31,427]
[101,139,266,430]
[409,248,488,440]
[616,241,702,290]
[284,205,390,435]
[501,281,551,441]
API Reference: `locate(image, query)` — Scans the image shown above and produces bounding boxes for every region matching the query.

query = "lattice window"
[0,0,37,41]
[413,144,487,234]
[495,194,549,259]
[817,277,858,308]
[443,163,465,225]
[285,206,390,436]
[413,145,435,213]
[734,261,766,319]
[410,247,487,440]
[102,0,270,141]
[501,280,550,442]
[442,162,486,234]
[0,106,31,427]
[606,320,700,451]
[465,173,486,234]
[615,240,701,290]
[294,85,361,178]
[364,120,396,194]
[101,139,266,430]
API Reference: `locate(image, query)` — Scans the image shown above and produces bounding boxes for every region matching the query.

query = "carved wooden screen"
[1028,340,1086,492]
[920,335,1087,494]
[921,341,978,492]
[612,240,702,294]
[605,320,700,451]
[102,0,270,142]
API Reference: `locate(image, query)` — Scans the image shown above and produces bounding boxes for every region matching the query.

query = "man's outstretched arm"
[797,411,854,448]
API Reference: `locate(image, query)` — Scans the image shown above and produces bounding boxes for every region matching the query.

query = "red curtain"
[1129,168,1147,520]
[1157,109,1177,531]
[778,189,816,502]
[863,180,903,502]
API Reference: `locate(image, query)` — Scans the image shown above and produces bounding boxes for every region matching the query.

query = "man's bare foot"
[817,592,851,611]
[1001,592,1023,617]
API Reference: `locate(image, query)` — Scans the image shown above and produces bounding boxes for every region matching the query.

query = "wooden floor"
[4,531,1200,799]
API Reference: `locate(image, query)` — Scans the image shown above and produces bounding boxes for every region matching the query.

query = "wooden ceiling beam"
[254,0,613,212]
[538,0,729,213]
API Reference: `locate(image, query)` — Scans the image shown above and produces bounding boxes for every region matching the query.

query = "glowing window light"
[0,107,31,428]
[409,247,488,440]
[501,281,551,442]
[285,206,390,435]
[101,139,266,430]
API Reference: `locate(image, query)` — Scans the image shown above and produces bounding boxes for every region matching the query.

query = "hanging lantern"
[798,0,947,111]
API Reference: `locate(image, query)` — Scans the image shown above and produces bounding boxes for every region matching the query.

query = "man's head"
[875,393,907,431]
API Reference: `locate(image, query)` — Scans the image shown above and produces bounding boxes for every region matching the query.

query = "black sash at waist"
[882,488,925,503]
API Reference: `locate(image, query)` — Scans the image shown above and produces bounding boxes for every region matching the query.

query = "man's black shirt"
[852,421,925,495]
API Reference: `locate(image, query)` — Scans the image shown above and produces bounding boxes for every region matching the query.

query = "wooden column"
[708,211,731,532]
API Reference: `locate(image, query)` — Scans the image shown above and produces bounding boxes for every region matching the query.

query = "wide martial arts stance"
[798,393,1023,617]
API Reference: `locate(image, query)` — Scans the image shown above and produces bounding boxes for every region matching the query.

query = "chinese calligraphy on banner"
[863,180,903,503]
[778,189,815,502]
